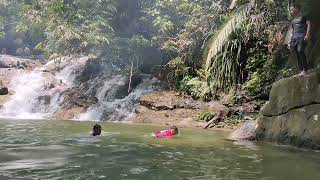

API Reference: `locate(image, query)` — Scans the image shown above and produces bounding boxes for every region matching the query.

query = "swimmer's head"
[171,125,179,135]
[92,124,102,136]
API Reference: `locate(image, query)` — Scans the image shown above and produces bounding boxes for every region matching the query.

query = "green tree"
[18,0,116,56]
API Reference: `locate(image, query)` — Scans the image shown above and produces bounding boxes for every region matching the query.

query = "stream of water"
[0,56,158,121]
[0,119,319,180]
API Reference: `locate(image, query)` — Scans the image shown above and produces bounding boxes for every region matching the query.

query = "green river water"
[0,119,319,180]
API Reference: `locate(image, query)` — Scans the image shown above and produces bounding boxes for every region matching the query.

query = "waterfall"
[0,71,62,119]
[0,57,85,119]
[0,56,159,121]
[77,75,159,121]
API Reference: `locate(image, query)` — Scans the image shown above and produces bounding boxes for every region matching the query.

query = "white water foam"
[0,71,60,119]
[77,76,159,121]
[1,56,158,121]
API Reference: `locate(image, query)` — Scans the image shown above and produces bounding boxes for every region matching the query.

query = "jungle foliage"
[0,0,319,100]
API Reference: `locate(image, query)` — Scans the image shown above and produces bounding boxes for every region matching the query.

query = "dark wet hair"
[171,125,178,134]
[291,4,301,11]
[93,124,101,129]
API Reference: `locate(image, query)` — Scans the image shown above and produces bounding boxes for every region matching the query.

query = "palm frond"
[204,0,255,73]
[229,0,238,10]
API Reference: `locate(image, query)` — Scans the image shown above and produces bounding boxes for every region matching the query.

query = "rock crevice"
[263,101,320,117]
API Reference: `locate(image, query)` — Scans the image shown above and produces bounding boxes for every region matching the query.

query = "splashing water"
[0,71,61,119]
[0,58,86,119]
[0,57,159,121]
[77,75,159,121]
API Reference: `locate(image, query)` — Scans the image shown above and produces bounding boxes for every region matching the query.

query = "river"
[0,119,319,179]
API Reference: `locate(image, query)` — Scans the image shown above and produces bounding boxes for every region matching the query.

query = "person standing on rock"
[288,4,311,76]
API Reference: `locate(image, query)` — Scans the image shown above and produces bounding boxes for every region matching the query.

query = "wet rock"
[38,95,51,105]
[230,120,256,141]
[48,83,55,89]
[54,107,85,120]
[61,88,98,109]
[0,81,9,95]
[0,87,9,95]
[256,70,320,149]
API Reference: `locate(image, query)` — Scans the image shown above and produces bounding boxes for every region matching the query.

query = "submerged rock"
[256,70,320,149]
[230,120,256,141]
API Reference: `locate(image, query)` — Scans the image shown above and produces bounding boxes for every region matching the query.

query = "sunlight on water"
[0,119,320,180]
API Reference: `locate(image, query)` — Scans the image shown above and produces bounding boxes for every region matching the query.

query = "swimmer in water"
[153,126,179,138]
[91,124,102,136]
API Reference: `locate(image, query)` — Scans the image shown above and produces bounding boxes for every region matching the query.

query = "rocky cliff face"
[256,70,320,149]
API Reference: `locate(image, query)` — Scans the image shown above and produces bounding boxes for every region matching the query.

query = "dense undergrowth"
[0,0,319,101]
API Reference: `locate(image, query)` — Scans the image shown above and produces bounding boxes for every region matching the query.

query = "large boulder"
[261,71,320,116]
[61,88,98,109]
[256,70,320,149]
[256,104,320,149]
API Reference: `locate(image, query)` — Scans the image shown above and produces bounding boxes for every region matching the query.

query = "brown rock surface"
[256,70,320,149]
[132,91,230,128]
[54,107,85,120]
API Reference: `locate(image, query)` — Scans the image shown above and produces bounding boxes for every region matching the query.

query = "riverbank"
[130,90,261,132]
[0,55,261,133]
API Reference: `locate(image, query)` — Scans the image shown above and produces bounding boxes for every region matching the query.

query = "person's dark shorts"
[291,38,307,51]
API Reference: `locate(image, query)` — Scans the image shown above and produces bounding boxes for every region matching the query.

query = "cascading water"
[77,75,159,121]
[0,57,86,119]
[0,56,159,121]
[0,70,61,119]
